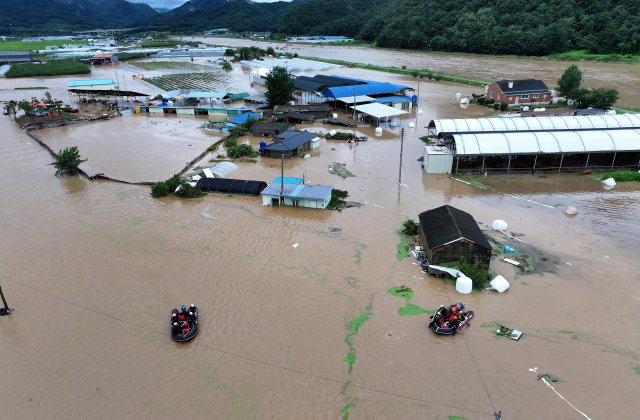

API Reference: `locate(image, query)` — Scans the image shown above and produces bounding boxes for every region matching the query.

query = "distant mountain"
[153,7,172,13]
[144,0,306,33]
[162,0,227,18]
[0,0,158,30]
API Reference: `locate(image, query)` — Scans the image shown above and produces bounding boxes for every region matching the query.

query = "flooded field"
[200,37,640,108]
[2,49,640,420]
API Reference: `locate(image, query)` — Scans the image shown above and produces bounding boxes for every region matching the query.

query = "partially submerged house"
[261,177,333,208]
[90,54,118,65]
[418,204,492,266]
[260,130,320,158]
[486,79,552,107]
[251,122,294,137]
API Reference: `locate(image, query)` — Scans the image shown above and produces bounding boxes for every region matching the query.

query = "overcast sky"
[128,0,290,12]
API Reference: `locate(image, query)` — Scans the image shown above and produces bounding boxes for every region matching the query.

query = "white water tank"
[456,276,473,294]
[602,178,616,186]
[289,101,295,105]
[490,275,510,293]
[492,220,508,231]
[417,109,424,115]
[333,113,338,118]
[552,97,559,104]
[375,127,382,134]
[456,92,461,97]
[408,122,415,128]
[329,130,337,136]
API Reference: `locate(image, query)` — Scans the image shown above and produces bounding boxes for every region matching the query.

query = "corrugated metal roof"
[228,92,250,101]
[229,112,261,124]
[323,81,411,99]
[263,131,318,151]
[209,161,239,178]
[271,177,304,184]
[68,79,114,87]
[185,92,230,99]
[336,95,375,104]
[432,114,640,135]
[374,95,413,104]
[261,182,332,200]
[454,129,640,155]
[352,103,408,118]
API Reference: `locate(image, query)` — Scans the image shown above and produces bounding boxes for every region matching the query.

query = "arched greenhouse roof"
[453,129,640,155]
[430,114,640,135]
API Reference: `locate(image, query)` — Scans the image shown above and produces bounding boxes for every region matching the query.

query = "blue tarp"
[68,79,114,87]
[323,77,411,99]
[374,95,413,104]
[229,112,261,124]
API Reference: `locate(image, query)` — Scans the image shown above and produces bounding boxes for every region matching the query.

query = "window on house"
[490,92,494,98]
[521,94,529,99]
[509,97,513,101]
[533,94,539,99]
[498,94,500,100]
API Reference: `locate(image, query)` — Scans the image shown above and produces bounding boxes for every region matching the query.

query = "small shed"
[251,121,294,137]
[261,178,333,208]
[196,178,267,196]
[418,204,492,266]
[0,51,33,64]
[90,54,118,65]
[261,130,319,158]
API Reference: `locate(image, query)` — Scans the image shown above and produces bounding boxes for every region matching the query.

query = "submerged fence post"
[611,152,617,170]
[398,128,404,184]
[559,154,564,173]
[585,153,590,170]
[0,284,11,316]
[533,154,538,172]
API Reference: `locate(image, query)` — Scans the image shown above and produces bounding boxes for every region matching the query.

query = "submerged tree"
[50,146,87,176]
[264,65,295,107]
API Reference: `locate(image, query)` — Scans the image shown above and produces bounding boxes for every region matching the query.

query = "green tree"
[556,64,583,99]
[222,61,232,72]
[5,100,19,121]
[574,88,620,110]
[17,100,35,118]
[50,146,87,176]
[264,65,295,107]
[266,46,275,56]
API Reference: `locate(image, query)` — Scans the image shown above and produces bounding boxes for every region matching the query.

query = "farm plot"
[142,72,241,92]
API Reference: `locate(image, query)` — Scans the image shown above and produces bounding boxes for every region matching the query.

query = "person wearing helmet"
[188,311,194,321]
[172,322,181,335]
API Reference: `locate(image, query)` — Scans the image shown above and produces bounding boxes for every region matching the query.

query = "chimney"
[508,81,513,89]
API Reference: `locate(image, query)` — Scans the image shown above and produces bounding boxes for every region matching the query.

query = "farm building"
[68,79,116,91]
[90,54,118,65]
[196,178,267,196]
[486,79,552,107]
[0,51,32,64]
[261,177,333,208]
[251,122,295,137]
[418,204,492,266]
[261,131,320,158]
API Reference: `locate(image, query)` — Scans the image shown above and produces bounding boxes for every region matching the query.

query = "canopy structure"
[185,92,230,99]
[229,112,261,124]
[430,114,640,135]
[352,103,408,119]
[208,161,239,178]
[453,129,640,155]
[336,95,376,104]
[196,178,267,196]
[228,92,250,101]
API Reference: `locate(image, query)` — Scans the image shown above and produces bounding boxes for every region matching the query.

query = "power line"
[0,272,494,418]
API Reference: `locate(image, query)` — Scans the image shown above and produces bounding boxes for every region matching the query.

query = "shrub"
[50,146,87,176]
[477,97,486,104]
[402,65,407,70]
[500,102,509,111]
[493,103,500,110]
[599,171,640,182]
[175,183,206,198]
[6,59,90,78]
[401,219,419,236]
[151,181,170,198]
[224,137,238,148]
[486,99,495,105]
[227,144,255,158]
[329,189,349,209]
[222,61,232,72]
[457,257,491,290]
[165,177,182,192]
[411,70,419,77]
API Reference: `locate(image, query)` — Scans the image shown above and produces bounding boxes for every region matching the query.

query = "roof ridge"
[445,205,464,239]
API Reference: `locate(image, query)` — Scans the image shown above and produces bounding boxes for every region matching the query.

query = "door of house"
[515,96,519,105]
[271,198,279,206]
[292,200,300,207]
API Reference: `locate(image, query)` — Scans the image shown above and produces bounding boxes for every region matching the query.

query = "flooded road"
[2,55,640,420]
[197,37,640,107]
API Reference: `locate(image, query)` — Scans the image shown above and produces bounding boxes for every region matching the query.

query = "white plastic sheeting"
[240,58,343,72]
[209,161,239,178]
[454,129,640,155]
[336,95,376,104]
[432,114,640,135]
[352,103,408,118]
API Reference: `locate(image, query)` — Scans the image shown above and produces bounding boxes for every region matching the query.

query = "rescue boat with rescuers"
[429,303,473,335]
[171,304,199,342]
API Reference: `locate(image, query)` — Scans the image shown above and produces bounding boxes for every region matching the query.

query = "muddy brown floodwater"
[2,51,640,420]
[198,36,640,108]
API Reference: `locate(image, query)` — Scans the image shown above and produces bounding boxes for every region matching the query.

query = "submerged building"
[261,177,333,208]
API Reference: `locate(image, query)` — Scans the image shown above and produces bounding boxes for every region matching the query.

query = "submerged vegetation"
[600,171,640,182]
[5,59,90,78]
[401,219,419,236]
[50,146,87,176]
[455,257,491,291]
[151,177,205,198]
[329,189,349,210]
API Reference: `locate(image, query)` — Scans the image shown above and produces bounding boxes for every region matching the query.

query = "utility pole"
[398,127,404,184]
[280,153,284,205]
[0,283,12,316]
[352,87,356,121]
[579,69,585,90]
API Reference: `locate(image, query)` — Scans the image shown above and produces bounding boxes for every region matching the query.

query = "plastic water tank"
[375,127,382,134]
[492,220,508,231]
[259,140,267,149]
[289,101,295,105]
[408,122,415,128]
[417,109,424,115]
[602,178,616,186]
[333,113,338,118]
[490,275,510,293]
[456,276,473,294]
[329,130,337,136]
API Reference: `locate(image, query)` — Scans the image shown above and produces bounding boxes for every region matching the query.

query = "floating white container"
[456,276,473,294]
[490,275,510,293]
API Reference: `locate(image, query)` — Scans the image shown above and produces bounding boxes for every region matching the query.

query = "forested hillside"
[0,0,158,30]
[359,0,640,55]
[273,0,388,37]
[143,0,305,33]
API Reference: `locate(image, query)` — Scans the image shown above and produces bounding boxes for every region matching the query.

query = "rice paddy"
[142,72,240,92]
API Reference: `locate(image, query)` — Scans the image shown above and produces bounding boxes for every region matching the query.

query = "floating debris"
[329,227,342,232]
[199,213,218,220]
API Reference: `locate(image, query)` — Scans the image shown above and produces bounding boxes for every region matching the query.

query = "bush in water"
[50,146,87,176]
[401,219,419,236]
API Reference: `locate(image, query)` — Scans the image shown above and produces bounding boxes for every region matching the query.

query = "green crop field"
[0,40,89,52]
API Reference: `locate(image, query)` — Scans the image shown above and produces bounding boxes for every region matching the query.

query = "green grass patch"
[343,312,372,373]
[615,106,640,113]
[599,171,640,182]
[14,86,48,90]
[548,50,640,63]
[538,373,562,383]
[5,58,90,78]
[0,40,88,51]
[388,286,434,315]
[395,229,411,261]
[448,416,469,420]
[635,366,640,375]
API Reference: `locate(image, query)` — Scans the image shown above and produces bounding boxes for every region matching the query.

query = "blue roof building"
[261,177,333,209]
[68,79,115,90]
[322,76,413,99]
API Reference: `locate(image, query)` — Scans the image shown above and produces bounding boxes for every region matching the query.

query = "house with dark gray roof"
[487,79,552,107]
[418,204,492,266]
[260,130,320,158]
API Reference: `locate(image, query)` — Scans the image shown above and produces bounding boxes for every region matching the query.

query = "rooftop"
[418,204,491,250]
[263,131,318,151]
[261,182,333,200]
[68,79,114,87]
[494,79,551,94]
